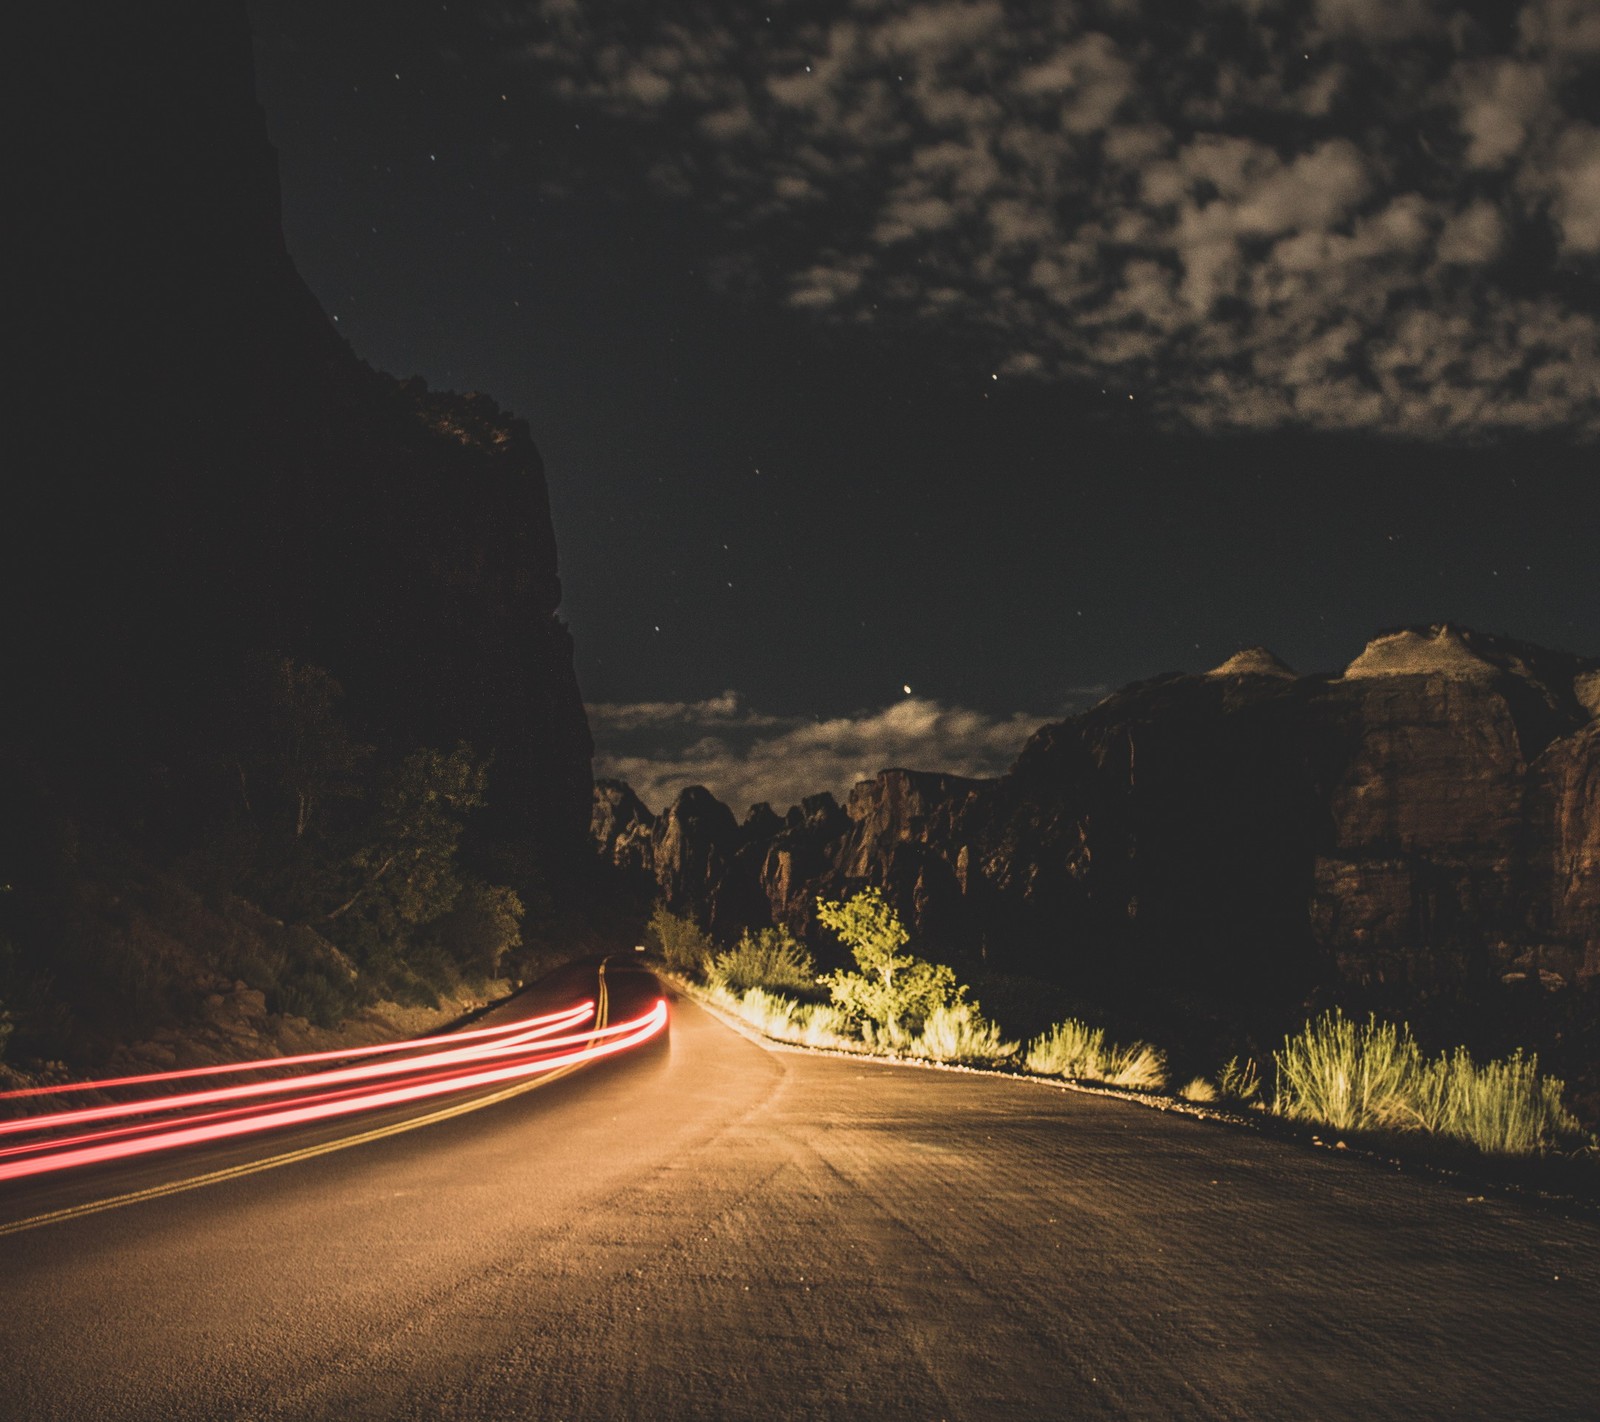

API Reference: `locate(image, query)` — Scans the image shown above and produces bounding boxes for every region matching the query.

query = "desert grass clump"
[1273,1010,1588,1156]
[1024,1018,1103,1077]
[787,1001,851,1048]
[1215,1055,1262,1104]
[1098,1041,1169,1090]
[706,927,817,995]
[723,987,852,1049]
[1180,1076,1218,1103]
[909,1002,1019,1064]
[1429,1048,1584,1155]
[728,986,801,1037]
[1273,1011,1421,1133]
[1025,1018,1168,1091]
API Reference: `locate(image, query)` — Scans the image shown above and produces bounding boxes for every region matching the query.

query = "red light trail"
[0,993,669,1186]
[0,1002,596,1139]
[0,1003,595,1102]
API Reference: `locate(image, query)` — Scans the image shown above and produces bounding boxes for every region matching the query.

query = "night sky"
[248,0,1599,813]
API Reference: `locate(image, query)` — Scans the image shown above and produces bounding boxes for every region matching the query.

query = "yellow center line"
[0,965,612,1238]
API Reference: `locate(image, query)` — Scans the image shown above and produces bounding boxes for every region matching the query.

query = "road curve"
[2,964,1597,1421]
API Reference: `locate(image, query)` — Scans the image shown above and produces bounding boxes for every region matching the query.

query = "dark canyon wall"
[9,2,593,859]
[0,3,594,1062]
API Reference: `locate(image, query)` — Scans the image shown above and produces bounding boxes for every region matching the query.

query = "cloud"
[509,0,1600,438]
[1546,124,1600,255]
[1311,0,1442,43]
[588,692,1085,817]
[1436,199,1506,265]
[1455,60,1550,170]
[1520,0,1600,57]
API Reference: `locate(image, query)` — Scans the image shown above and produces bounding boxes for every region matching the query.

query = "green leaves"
[816,887,963,1034]
[707,927,817,995]
[646,902,715,975]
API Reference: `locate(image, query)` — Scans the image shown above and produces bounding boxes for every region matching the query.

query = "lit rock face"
[1311,625,1600,988]
[1529,723,1600,982]
[1204,646,1298,679]
[1309,671,1534,987]
[1342,624,1500,679]
[592,781,656,877]
[596,627,1600,1002]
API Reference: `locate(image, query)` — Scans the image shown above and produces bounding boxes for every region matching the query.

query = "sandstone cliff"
[596,627,1600,1008]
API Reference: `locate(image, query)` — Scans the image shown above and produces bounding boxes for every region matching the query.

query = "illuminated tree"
[816,887,961,1036]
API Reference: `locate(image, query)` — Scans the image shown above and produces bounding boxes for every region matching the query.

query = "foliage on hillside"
[0,655,552,1069]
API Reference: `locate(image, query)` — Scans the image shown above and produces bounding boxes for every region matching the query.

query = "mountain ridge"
[596,626,1600,1016]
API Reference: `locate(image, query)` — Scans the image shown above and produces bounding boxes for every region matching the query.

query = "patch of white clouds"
[589,692,1084,817]
[510,0,1600,438]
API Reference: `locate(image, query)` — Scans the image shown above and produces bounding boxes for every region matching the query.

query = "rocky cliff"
[0,4,593,1066]
[596,626,1600,1010]
[8,2,593,858]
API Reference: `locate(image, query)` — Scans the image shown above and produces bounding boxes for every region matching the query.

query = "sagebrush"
[909,1002,1018,1064]
[707,927,817,994]
[1272,1010,1587,1156]
[1025,1017,1167,1090]
[647,902,714,975]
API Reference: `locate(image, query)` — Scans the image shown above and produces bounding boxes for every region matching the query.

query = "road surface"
[2,962,1597,1420]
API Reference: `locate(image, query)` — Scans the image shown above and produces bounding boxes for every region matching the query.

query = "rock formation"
[0,4,593,1065]
[596,627,1600,1007]
[8,2,593,861]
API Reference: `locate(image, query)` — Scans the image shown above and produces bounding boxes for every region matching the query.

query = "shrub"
[427,879,524,980]
[713,986,853,1049]
[707,927,817,995]
[1025,1017,1168,1090]
[1025,1017,1104,1078]
[1098,1041,1169,1090]
[787,1002,850,1048]
[1273,1011,1418,1134]
[909,1002,1018,1064]
[647,902,715,976]
[816,888,961,1033]
[1216,1055,1261,1103]
[1272,1010,1588,1155]
[860,1017,913,1053]
[1440,1049,1583,1155]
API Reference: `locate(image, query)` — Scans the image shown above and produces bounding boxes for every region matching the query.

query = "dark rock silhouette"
[0,3,594,1065]
[8,2,592,861]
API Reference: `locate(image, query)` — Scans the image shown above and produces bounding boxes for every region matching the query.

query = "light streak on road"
[0,1002,597,1140]
[0,1003,595,1103]
[0,994,669,1186]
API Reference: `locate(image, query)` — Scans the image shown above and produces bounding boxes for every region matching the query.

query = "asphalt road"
[2,962,1597,1421]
